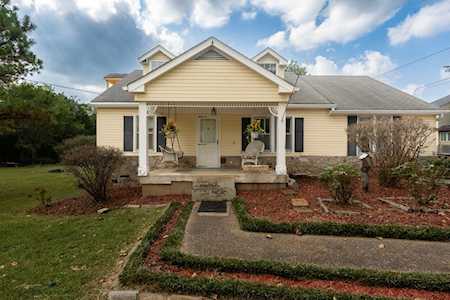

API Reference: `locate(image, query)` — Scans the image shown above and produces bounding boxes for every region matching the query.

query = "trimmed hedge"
[161,201,450,293]
[120,202,390,300]
[233,197,450,241]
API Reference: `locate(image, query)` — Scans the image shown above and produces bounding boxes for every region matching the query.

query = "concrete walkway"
[181,203,450,273]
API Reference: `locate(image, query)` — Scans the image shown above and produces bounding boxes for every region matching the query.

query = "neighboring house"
[91,37,443,196]
[432,95,450,155]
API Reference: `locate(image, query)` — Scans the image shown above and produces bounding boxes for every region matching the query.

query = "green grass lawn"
[0,165,165,299]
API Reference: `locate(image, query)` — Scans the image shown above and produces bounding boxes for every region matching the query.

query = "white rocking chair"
[241,140,265,167]
[160,146,184,165]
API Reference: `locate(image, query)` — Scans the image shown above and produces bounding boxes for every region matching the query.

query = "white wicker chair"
[241,140,265,167]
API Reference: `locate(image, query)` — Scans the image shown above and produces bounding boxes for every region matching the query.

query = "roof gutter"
[90,102,139,108]
[288,103,336,109]
[329,109,450,115]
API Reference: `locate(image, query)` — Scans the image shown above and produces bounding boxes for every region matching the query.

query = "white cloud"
[191,0,245,29]
[301,51,395,77]
[441,68,450,79]
[256,31,287,49]
[255,0,404,51]
[388,0,450,45]
[403,83,424,96]
[241,10,257,20]
[342,51,396,77]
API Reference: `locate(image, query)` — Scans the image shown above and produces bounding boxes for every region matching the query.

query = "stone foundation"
[119,155,361,179]
[142,181,192,196]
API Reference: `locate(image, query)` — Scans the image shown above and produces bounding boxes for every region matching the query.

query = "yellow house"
[92,37,444,197]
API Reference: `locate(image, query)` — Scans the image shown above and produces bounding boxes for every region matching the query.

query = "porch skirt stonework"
[118,155,361,179]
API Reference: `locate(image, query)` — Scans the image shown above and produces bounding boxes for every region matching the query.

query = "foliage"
[0,83,95,163]
[63,145,124,202]
[320,163,358,203]
[161,120,178,137]
[347,117,435,186]
[428,157,450,179]
[158,201,450,293]
[232,198,450,241]
[245,119,265,141]
[393,160,447,205]
[286,60,308,76]
[32,187,52,207]
[56,135,96,157]
[0,0,42,85]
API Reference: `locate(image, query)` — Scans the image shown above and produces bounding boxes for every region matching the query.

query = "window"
[150,60,164,70]
[440,132,450,142]
[259,63,276,74]
[286,117,293,151]
[253,117,271,151]
[134,116,155,151]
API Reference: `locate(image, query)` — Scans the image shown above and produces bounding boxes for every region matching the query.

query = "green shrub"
[393,161,447,205]
[33,187,52,207]
[56,135,96,158]
[320,163,358,203]
[63,145,124,202]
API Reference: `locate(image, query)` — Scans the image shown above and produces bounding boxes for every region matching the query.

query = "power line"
[376,45,450,77]
[26,79,101,95]
[413,77,450,94]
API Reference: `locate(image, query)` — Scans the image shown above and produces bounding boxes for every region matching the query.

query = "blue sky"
[12,0,450,103]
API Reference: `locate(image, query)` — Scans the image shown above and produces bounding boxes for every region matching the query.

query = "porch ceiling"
[148,101,279,114]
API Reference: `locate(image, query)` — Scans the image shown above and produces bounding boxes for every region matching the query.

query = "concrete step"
[192,177,236,201]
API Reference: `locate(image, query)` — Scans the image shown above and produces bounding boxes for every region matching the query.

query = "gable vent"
[195,49,227,60]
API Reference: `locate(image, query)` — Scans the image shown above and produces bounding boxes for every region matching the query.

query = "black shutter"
[294,118,304,152]
[347,115,358,156]
[123,116,134,152]
[241,117,251,151]
[156,116,167,152]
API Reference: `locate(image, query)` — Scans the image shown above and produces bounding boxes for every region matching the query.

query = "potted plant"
[246,119,265,140]
[161,121,178,138]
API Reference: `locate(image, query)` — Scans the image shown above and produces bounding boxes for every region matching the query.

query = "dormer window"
[260,63,276,74]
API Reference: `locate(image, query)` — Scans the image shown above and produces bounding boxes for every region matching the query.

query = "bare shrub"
[63,145,124,202]
[56,135,96,158]
[348,117,435,186]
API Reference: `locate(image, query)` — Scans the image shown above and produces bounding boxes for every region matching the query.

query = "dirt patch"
[32,184,190,216]
[138,204,450,300]
[239,176,450,228]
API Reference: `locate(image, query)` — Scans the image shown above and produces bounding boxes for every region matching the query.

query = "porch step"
[192,177,236,201]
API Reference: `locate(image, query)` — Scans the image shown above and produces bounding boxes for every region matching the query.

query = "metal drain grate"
[198,201,227,213]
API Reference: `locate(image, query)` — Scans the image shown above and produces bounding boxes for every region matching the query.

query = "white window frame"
[133,115,157,152]
[249,116,273,152]
[440,132,450,142]
[259,63,277,74]
[285,117,295,152]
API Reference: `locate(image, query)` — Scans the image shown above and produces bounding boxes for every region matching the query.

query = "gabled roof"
[127,37,296,94]
[138,45,175,63]
[432,94,450,107]
[285,72,443,113]
[253,47,288,65]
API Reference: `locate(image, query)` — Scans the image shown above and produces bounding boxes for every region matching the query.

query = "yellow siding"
[418,115,438,156]
[135,58,287,103]
[150,52,171,61]
[96,108,137,150]
[287,109,348,156]
[255,53,285,78]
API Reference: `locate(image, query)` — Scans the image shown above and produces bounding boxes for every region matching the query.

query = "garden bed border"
[119,202,392,299]
[233,197,450,241]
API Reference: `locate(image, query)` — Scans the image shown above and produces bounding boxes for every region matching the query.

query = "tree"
[347,117,435,186]
[286,60,308,77]
[63,145,124,203]
[0,83,95,163]
[0,0,42,86]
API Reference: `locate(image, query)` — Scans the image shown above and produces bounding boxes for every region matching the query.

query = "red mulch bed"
[32,184,190,216]
[239,176,450,228]
[141,204,450,300]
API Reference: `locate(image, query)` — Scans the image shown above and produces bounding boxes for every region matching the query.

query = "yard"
[0,165,165,299]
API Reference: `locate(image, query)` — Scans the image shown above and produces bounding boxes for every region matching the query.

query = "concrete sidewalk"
[181,203,450,273]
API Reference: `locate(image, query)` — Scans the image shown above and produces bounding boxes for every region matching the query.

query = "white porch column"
[138,102,148,176]
[275,103,287,175]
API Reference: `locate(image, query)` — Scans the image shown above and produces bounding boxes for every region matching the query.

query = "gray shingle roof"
[286,72,438,111]
[92,70,141,102]
[432,95,450,107]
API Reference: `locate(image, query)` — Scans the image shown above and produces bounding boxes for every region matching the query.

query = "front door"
[197,116,220,168]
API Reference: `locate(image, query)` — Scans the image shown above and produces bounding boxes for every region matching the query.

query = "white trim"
[275,103,287,175]
[253,48,288,65]
[138,45,175,63]
[330,109,449,115]
[127,37,295,94]
[138,103,148,176]
[91,102,138,108]
[196,115,221,168]
[288,103,336,109]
